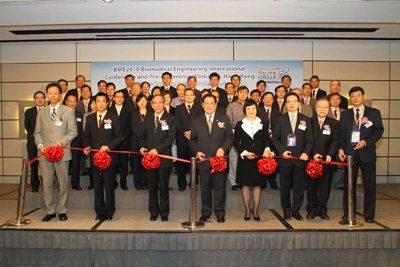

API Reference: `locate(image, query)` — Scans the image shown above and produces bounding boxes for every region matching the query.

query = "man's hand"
[263,150,273,158]
[300,153,308,161]
[282,151,292,158]
[244,152,256,160]
[148,149,158,155]
[83,147,91,155]
[140,147,147,155]
[197,152,206,160]
[216,148,225,157]
[313,153,323,161]
[39,146,45,154]
[184,131,191,140]
[325,155,332,162]
[338,149,346,162]
[100,146,109,152]
[354,140,366,150]
[55,140,63,147]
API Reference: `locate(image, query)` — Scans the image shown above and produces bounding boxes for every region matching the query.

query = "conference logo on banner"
[91,61,303,93]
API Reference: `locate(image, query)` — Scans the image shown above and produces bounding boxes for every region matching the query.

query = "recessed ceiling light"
[103,0,113,3]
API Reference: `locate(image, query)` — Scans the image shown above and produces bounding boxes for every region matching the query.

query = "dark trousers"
[117,153,129,187]
[133,154,147,187]
[343,153,376,219]
[27,146,40,190]
[306,165,334,214]
[71,150,81,187]
[147,168,170,216]
[176,143,192,189]
[199,170,227,217]
[93,166,116,217]
[279,164,305,213]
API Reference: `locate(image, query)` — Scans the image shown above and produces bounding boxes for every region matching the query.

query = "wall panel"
[313,62,389,81]
[2,63,76,82]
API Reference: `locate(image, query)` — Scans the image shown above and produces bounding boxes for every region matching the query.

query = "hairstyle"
[327,92,341,101]
[140,81,150,88]
[66,94,78,102]
[33,90,46,99]
[237,86,249,93]
[57,79,68,86]
[106,82,116,89]
[161,72,172,79]
[349,86,365,96]
[184,88,195,95]
[125,74,135,80]
[209,72,220,80]
[243,99,258,114]
[261,91,275,102]
[274,85,286,93]
[330,79,341,86]
[81,84,92,93]
[75,75,86,81]
[231,74,241,81]
[256,80,266,87]
[281,75,292,82]
[225,82,235,89]
[284,92,300,103]
[135,93,148,105]
[95,92,110,104]
[176,83,187,90]
[310,75,320,82]
[113,90,125,98]
[250,89,261,96]
[316,96,330,105]
[202,93,217,103]
[152,94,165,103]
[162,90,173,99]
[97,80,106,87]
[151,86,161,96]
[88,97,96,112]
[46,82,62,94]
[187,75,197,82]
[302,82,312,89]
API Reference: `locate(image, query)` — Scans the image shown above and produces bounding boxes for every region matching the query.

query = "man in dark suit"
[301,82,316,110]
[272,85,287,114]
[160,72,178,98]
[186,76,202,104]
[338,86,384,224]
[189,94,233,223]
[108,90,132,190]
[272,92,313,221]
[24,91,46,192]
[83,92,124,221]
[329,80,348,110]
[306,97,339,220]
[208,72,229,109]
[139,95,176,222]
[76,85,92,115]
[175,88,203,191]
[117,74,135,100]
[65,94,84,190]
[225,82,237,104]
[63,75,86,105]
[310,75,327,100]
[256,80,267,95]
[281,75,292,92]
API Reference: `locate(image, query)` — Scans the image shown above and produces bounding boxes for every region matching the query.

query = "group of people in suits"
[25,71,383,225]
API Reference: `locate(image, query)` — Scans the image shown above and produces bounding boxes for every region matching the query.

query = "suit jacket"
[300,98,316,110]
[76,99,90,114]
[139,112,177,168]
[272,99,285,114]
[108,104,132,150]
[271,112,313,167]
[71,110,84,148]
[258,105,280,129]
[227,95,238,104]
[210,87,229,109]
[299,103,314,118]
[63,88,82,105]
[328,107,345,121]
[234,120,272,156]
[34,104,78,161]
[339,94,349,110]
[175,102,203,146]
[83,111,124,166]
[311,116,339,158]
[189,113,233,170]
[117,88,130,100]
[339,106,384,163]
[314,88,327,99]
[160,85,178,98]
[24,107,39,156]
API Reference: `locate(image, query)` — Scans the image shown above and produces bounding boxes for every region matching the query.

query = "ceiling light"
[103,0,113,3]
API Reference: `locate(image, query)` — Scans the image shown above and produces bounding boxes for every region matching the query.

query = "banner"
[91,60,303,93]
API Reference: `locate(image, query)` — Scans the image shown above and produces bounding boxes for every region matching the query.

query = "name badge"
[161,125,169,131]
[55,120,62,127]
[365,121,373,128]
[104,124,112,129]
[323,130,331,135]
[298,124,306,131]
[287,134,297,147]
[76,118,82,122]
[351,131,360,143]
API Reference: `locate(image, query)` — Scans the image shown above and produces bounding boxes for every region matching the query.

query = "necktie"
[187,105,191,113]
[154,116,159,132]
[319,119,324,129]
[312,90,316,99]
[229,97,232,103]
[98,114,102,127]
[84,101,89,112]
[290,114,296,133]
[305,98,309,106]
[51,108,56,121]
[77,89,81,101]
[334,109,338,120]
[207,115,213,134]
[266,108,270,119]
[355,108,360,122]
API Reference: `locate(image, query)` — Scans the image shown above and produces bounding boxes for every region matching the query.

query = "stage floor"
[0,183,399,232]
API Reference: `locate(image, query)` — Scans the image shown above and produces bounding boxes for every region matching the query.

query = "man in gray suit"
[34,83,78,222]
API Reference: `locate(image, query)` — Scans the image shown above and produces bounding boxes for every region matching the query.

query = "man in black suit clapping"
[139,95,177,222]
[338,86,384,224]
[189,94,233,223]
[24,91,46,192]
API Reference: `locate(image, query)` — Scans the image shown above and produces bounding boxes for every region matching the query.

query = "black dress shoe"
[72,185,82,191]
[306,212,316,220]
[107,215,113,221]
[252,209,260,221]
[199,215,210,222]
[231,184,239,191]
[244,209,251,221]
[87,184,94,190]
[283,212,292,221]
[121,185,129,190]
[365,218,375,224]
[320,213,330,220]
[58,213,68,221]
[150,214,158,221]
[339,215,349,225]
[161,215,169,222]
[217,216,225,223]
[114,182,118,189]
[141,185,148,191]
[42,213,56,222]
[292,212,304,221]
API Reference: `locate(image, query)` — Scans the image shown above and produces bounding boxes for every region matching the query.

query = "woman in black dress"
[234,100,274,221]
